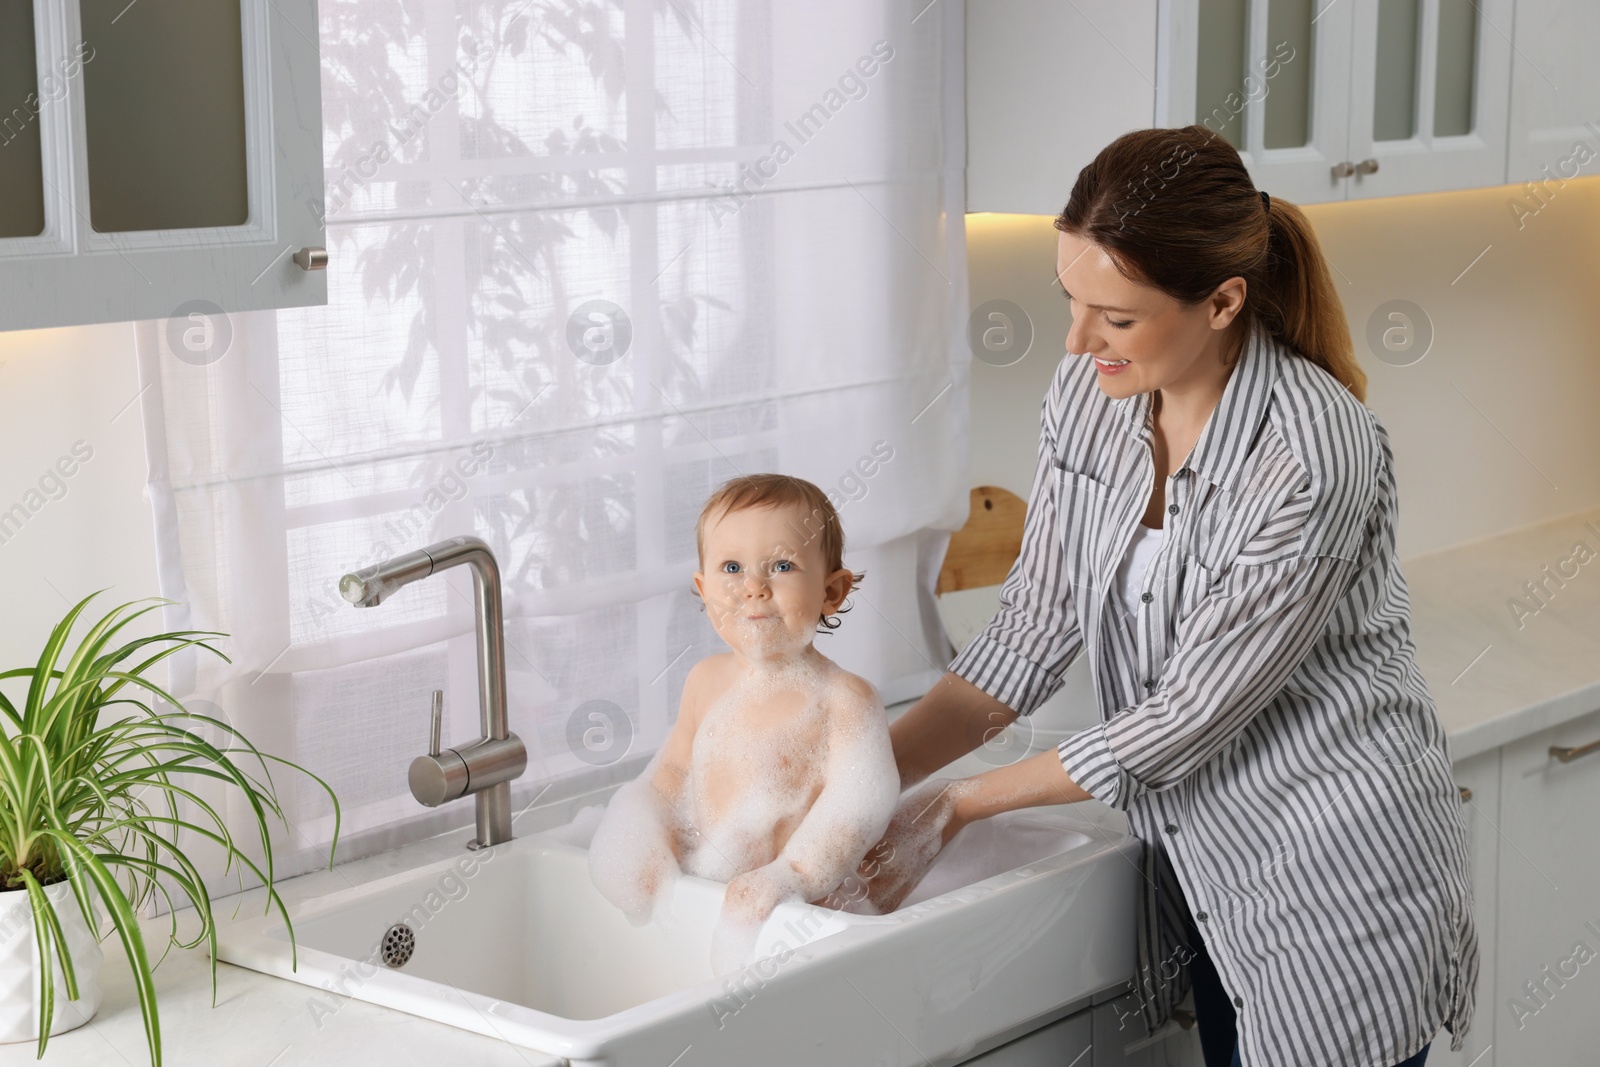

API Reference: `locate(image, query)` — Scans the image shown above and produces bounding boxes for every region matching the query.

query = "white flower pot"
[0,881,104,1044]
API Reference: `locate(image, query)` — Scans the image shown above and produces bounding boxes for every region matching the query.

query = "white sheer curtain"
[137,0,970,885]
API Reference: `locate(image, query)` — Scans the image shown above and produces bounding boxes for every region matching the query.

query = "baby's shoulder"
[681,652,738,721]
[822,667,885,725]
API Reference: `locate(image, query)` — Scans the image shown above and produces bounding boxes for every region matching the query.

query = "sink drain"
[380,923,415,968]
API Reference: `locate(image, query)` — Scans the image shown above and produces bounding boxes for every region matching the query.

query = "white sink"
[216,803,1138,1065]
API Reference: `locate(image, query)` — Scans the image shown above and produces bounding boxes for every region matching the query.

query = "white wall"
[966,176,1600,561]
[0,323,158,661]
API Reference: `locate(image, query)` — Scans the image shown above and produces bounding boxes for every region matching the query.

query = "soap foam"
[588,650,900,974]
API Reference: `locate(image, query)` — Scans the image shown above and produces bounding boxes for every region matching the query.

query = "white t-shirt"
[1114,521,1166,617]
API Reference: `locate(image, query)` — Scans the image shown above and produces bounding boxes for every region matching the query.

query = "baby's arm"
[722,673,901,921]
[587,660,708,924]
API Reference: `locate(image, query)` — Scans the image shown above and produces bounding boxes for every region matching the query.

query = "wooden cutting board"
[936,486,1027,595]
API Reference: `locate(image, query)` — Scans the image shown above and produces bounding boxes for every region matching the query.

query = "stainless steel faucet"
[340,535,528,849]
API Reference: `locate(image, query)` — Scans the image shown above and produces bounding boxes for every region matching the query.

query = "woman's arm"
[948,746,1094,828]
[888,670,1023,790]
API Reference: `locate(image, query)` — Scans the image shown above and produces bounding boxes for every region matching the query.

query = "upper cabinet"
[1162,0,1514,203]
[0,0,326,334]
[964,0,1158,216]
[967,0,1531,213]
[1505,0,1600,185]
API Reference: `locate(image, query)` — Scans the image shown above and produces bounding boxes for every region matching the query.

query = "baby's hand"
[722,864,797,927]
[710,864,800,975]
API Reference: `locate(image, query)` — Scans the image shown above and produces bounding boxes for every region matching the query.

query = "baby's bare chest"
[687,686,831,816]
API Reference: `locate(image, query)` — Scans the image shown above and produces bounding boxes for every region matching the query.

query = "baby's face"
[693,501,853,661]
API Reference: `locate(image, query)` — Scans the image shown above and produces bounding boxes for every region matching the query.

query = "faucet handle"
[429,690,443,757]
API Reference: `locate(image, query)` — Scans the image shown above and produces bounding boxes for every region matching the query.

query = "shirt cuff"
[947,631,1063,719]
[1056,720,1144,810]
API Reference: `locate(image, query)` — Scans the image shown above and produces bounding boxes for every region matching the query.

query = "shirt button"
[1196,911,1208,923]
[1140,591,1153,603]
[1233,995,1244,1008]
[1167,503,1179,515]
[1144,678,1155,689]
[1163,823,1178,834]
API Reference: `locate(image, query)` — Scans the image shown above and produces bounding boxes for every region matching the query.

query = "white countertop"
[0,824,563,1067]
[1405,503,1600,760]
[6,506,1595,1065]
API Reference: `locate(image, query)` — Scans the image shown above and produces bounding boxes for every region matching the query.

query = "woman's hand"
[818,777,972,915]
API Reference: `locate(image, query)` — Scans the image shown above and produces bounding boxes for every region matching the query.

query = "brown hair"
[1054,125,1366,403]
[694,474,865,631]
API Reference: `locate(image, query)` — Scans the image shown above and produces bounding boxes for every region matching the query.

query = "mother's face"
[1055,230,1246,399]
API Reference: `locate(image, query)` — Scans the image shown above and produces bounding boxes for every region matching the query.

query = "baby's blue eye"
[772,560,793,572]
[721,561,741,573]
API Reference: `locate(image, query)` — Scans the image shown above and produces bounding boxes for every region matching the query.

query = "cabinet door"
[0,0,325,333]
[1427,751,1499,1067]
[1158,0,1355,205]
[1345,0,1514,198]
[1506,0,1600,184]
[1493,707,1600,1064]
[956,1009,1093,1065]
[966,0,1158,215]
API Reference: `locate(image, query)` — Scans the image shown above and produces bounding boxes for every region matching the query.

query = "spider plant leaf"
[17,868,63,1058]
[22,591,103,727]
[45,830,161,1067]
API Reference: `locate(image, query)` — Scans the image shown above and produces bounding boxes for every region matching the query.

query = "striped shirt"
[948,326,1477,1066]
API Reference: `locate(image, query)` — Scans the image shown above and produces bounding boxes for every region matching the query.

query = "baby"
[587,474,900,973]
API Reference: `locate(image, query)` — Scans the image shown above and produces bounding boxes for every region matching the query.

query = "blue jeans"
[1186,918,1430,1067]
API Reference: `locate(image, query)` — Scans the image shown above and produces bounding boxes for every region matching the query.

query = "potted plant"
[0,593,339,1065]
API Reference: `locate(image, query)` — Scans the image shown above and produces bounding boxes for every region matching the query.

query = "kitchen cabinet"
[965,0,1157,216]
[967,0,1519,213]
[0,0,326,334]
[957,1009,1093,1065]
[1093,1001,1203,1065]
[1162,0,1513,203]
[1489,706,1600,1065]
[1505,0,1600,184]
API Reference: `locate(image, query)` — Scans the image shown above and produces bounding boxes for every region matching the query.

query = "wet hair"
[1055,124,1367,403]
[694,473,865,631]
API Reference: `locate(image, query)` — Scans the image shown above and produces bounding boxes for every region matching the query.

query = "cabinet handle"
[1331,161,1356,178]
[294,246,329,271]
[1550,737,1600,764]
[1355,158,1380,175]
[1458,786,1472,802]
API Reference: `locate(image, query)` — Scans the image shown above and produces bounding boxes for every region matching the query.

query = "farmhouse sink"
[216,803,1139,1066]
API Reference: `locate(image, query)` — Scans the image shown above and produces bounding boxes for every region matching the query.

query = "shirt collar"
[1116,324,1281,493]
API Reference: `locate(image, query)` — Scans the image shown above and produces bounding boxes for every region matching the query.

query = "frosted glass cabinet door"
[1506,0,1600,186]
[1344,0,1514,198]
[0,0,325,333]
[1159,0,1356,205]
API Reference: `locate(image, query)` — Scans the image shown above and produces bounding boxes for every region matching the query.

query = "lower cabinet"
[1490,706,1600,1065]
[958,1010,1093,1066]
[961,710,1600,1067]
[1092,1002,1204,1066]
[956,1000,1204,1066]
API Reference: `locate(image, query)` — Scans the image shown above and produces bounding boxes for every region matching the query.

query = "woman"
[864,126,1476,1066]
